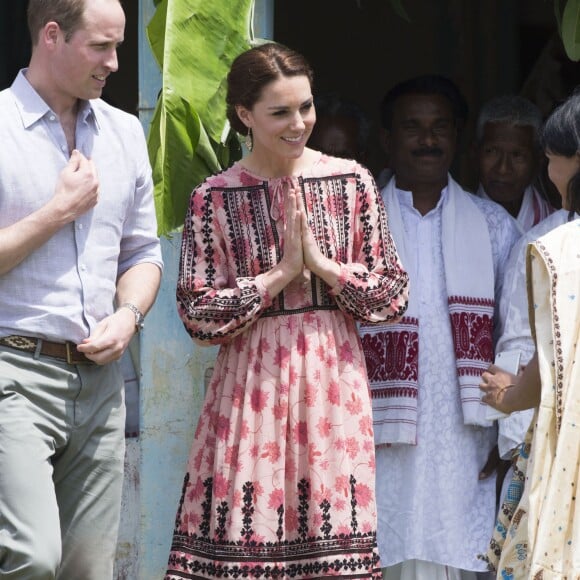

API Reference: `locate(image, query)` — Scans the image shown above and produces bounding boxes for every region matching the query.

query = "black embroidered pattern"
[319,499,332,540]
[167,476,380,579]
[241,481,255,543]
[297,478,310,540]
[176,167,408,344]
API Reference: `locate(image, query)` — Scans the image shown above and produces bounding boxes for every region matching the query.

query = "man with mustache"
[359,76,520,580]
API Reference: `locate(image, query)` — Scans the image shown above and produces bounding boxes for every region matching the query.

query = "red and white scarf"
[363,177,495,445]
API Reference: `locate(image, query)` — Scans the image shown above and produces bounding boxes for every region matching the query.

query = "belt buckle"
[65,342,90,365]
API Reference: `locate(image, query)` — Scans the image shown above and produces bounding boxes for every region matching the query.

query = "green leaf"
[146,0,254,235]
[390,0,411,22]
[147,0,167,70]
[562,0,580,60]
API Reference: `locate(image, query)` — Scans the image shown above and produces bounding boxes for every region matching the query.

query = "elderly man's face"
[386,93,457,191]
[478,122,538,207]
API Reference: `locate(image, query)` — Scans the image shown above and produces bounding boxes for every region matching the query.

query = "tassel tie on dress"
[269,176,299,222]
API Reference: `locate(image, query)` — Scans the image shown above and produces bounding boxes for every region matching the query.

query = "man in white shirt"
[360,75,520,580]
[474,95,554,232]
[0,1,162,578]
[490,207,578,504]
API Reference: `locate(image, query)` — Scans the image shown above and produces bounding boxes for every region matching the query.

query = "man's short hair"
[475,95,543,145]
[27,0,86,44]
[380,74,468,130]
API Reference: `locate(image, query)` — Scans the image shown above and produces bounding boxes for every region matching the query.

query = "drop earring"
[245,127,253,151]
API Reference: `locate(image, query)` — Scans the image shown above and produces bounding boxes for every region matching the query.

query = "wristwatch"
[121,302,145,332]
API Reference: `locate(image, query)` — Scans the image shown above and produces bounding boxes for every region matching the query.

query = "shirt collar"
[394,176,449,212]
[11,68,98,132]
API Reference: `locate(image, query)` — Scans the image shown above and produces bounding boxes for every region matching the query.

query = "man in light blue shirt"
[0,0,163,578]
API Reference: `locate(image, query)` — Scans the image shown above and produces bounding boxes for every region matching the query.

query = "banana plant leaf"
[146,0,254,235]
[562,0,580,61]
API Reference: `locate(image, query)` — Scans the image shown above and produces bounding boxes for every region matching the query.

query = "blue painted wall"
[136,2,273,577]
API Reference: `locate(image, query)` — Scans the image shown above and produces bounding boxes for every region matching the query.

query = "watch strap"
[120,302,145,332]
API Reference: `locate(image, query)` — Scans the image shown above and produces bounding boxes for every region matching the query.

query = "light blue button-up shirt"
[0,70,163,343]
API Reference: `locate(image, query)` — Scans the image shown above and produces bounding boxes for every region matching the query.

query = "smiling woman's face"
[237,75,315,163]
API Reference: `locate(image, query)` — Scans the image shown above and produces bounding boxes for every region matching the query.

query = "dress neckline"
[236,150,324,181]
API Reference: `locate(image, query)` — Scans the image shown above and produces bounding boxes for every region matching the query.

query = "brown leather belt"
[0,335,95,365]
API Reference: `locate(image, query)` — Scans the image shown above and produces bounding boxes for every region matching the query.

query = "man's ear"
[43,22,61,50]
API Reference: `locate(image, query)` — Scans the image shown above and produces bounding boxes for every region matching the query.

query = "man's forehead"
[392,93,455,119]
[481,122,536,146]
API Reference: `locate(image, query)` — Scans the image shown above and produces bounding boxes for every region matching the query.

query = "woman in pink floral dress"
[166,43,409,579]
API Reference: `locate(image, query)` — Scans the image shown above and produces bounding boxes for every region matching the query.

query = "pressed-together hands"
[276,181,340,288]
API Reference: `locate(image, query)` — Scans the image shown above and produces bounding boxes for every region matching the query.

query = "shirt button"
[49,115,56,121]
[80,264,87,271]
[78,223,84,230]
[61,145,67,151]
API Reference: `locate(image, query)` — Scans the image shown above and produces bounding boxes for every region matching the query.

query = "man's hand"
[479,364,518,415]
[76,307,136,365]
[479,444,511,506]
[0,151,100,276]
[51,150,99,224]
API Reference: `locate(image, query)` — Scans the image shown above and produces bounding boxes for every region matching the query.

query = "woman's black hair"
[540,89,580,213]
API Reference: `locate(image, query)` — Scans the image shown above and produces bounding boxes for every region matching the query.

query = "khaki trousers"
[383,560,495,580]
[0,346,125,579]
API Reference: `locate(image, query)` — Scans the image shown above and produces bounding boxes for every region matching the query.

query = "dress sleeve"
[176,184,273,345]
[330,165,409,323]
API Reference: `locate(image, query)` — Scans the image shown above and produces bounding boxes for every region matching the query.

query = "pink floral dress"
[166,154,408,579]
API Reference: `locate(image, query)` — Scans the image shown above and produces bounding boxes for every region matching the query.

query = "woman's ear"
[235,105,251,129]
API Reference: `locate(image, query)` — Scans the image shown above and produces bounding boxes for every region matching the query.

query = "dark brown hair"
[226,42,314,135]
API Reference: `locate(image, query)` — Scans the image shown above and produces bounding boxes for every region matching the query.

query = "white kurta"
[476,184,554,232]
[374,184,520,571]
[495,209,575,459]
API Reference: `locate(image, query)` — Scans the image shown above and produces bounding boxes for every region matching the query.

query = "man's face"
[386,93,457,191]
[477,122,538,206]
[52,0,125,103]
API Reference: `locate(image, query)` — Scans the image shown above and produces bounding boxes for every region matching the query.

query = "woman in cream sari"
[479,91,580,579]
